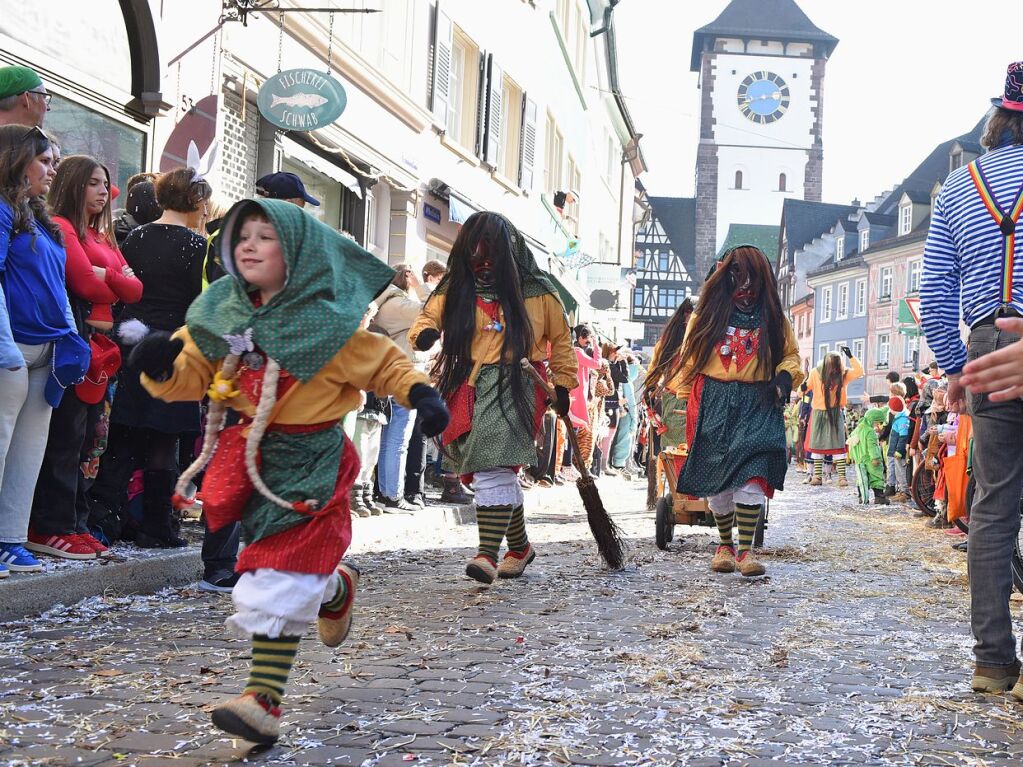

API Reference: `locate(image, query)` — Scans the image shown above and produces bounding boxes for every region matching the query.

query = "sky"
[614,0,1020,205]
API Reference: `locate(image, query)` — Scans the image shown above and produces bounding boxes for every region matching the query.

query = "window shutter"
[482,54,503,168]
[474,51,487,157]
[431,4,453,127]
[519,96,537,191]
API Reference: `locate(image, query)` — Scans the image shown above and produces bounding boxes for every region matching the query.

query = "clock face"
[737,71,790,124]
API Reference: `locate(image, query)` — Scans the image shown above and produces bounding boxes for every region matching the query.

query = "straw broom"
[521,359,626,570]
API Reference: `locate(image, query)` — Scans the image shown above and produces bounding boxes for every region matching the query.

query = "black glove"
[409,383,450,438]
[414,328,440,352]
[129,332,183,382]
[761,370,792,409]
[553,385,570,417]
[841,345,853,359]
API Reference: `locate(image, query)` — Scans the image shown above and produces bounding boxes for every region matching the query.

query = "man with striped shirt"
[921,62,1023,701]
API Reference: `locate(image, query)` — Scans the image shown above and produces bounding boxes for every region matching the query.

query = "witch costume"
[805,353,863,486]
[409,212,576,584]
[140,199,444,744]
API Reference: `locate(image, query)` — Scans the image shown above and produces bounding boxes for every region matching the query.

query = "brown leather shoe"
[736,550,767,577]
[808,477,822,486]
[318,563,359,648]
[466,554,498,584]
[498,545,535,578]
[710,545,736,573]
[972,660,1021,693]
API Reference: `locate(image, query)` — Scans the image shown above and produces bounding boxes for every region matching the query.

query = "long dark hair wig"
[432,212,536,433]
[644,297,693,393]
[671,246,785,386]
[0,124,61,246]
[821,353,844,411]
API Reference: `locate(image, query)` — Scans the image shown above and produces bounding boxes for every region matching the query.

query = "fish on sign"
[257,68,347,132]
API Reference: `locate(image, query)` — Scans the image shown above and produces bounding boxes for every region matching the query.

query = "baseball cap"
[0,65,43,100]
[255,172,320,206]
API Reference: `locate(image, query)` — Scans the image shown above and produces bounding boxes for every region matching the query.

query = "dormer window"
[898,202,913,236]
[950,145,963,172]
[835,235,845,261]
[859,228,869,253]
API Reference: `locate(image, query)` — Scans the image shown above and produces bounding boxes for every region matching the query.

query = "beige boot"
[466,554,498,584]
[808,477,822,486]
[318,563,359,648]
[497,545,535,579]
[1011,680,1023,702]
[972,661,1021,693]
[210,693,281,744]
[710,545,736,573]
[736,550,767,577]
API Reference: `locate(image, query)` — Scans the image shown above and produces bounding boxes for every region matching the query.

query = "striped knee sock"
[476,505,513,561]
[813,459,823,480]
[320,569,351,614]
[714,510,735,548]
[835,457,847,480]
[244,635,299,705]
[735,503,761,554]
[505,505,529,551]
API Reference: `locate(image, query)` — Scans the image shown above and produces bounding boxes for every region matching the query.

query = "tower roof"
[690,0,839,71]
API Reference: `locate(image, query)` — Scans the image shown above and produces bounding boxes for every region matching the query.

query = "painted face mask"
[729,261,757,311]
[470,240,496,290]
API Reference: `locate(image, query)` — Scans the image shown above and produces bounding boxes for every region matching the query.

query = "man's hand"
[960,317,1023,402]
[945,373,966,412]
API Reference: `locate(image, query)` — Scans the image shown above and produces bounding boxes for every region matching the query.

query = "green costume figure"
[846,407,889,505]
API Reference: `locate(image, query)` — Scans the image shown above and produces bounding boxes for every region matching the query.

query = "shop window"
[46,94,144,192]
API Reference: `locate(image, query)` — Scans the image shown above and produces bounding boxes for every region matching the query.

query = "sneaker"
[404,493,426,509]
[0,561,8,579]
[25,531,96,560]
[0,543,44,571]
[497,545,535,579]
[466,554,498,584]
[972,660,1020,693]
[198,573,241,593]
[381,496,414,514]
[560,466,580,482]
[952,540,969,552]
[78,533,111,557]
[944,526,966,537]
[318,563,360,647]
[211,693,281,744]
[711,545,736,573]
[736,550,767,577]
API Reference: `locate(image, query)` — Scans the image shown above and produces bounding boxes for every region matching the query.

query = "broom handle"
[520,358,592,479]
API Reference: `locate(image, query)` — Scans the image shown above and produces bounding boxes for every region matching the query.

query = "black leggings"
[90,424,180,516]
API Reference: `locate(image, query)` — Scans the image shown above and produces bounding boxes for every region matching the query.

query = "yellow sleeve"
[408,293,445,350]
[543,293,578,389]
[669,314,699,398]
[845,355,864,383]
[141,328,217,402]
[337,328,430,408]
[776,319,804,389]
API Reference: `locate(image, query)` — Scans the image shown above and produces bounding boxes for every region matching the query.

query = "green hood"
[185,198,395,382]
[434,212,561,300]
[862,407,887,426]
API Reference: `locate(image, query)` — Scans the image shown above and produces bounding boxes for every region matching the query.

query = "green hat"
[0,66,43,100]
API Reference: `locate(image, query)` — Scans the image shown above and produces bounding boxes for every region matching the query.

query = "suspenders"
[968,160,1023,306]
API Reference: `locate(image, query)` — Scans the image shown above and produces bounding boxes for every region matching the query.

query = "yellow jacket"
[671,314,804,398]
[143,327,429,425]
[807,356,863,410]
[408,292,578,390]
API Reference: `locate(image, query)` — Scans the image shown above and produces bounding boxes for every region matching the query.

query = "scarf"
[185,199,395,382]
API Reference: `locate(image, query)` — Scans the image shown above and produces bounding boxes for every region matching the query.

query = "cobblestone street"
[3,472,1022,767]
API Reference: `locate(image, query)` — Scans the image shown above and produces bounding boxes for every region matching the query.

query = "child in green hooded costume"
[846,407,889,505]
[133,199,449,744]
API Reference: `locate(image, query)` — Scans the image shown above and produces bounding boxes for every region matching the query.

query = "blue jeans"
[967,324,1023,668]
[377,400,415,500]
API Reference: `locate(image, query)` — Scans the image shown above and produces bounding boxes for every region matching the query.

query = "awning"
[448,192,478,225]
[897,297,922,336]
[545,270,579,315]
[282,137,362,197]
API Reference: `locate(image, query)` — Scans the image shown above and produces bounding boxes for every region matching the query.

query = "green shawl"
[433,212,561,300]
[185,199,395,382]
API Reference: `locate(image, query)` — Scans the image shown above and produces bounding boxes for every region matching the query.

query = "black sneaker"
[382,496,414,514]
[404,493,426,509]
[198,573,240,593]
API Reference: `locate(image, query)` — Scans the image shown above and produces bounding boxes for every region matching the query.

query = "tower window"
[734,170,743,190]
[778,173,787,191]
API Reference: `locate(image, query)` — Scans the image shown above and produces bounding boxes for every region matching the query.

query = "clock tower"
[691,0,838,279]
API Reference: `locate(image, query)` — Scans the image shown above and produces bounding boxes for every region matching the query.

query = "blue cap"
[255,172,320,206]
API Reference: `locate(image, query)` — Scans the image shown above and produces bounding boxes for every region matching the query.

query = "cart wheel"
[655,496,674,550]
[910,464,937,517]
[753,503,766,549]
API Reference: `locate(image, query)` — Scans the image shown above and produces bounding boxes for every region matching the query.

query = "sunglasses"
[26,88,51,108]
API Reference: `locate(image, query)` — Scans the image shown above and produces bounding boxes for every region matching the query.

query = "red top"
[57,216,143,324]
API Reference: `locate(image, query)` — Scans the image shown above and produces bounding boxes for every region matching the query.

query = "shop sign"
[423,203,442,224]
[258,69,347,131]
